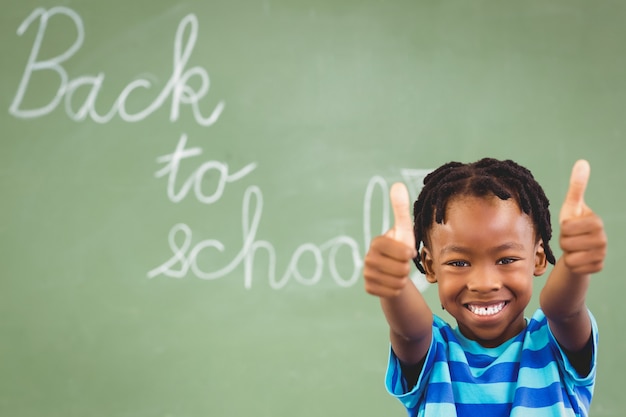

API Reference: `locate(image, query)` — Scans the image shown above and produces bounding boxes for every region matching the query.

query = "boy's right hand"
[363,183,418,298]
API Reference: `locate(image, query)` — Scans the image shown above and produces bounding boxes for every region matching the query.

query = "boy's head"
[412,158,556,273]
[412,158,555,346]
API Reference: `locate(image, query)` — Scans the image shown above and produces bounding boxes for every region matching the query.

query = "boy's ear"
[534,240,548,276]
[421,248,437,283]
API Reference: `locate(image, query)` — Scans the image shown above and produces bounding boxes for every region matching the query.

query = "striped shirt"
[386,309,598,417]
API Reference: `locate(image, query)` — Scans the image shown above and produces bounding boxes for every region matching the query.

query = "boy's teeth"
[467,302,506,316]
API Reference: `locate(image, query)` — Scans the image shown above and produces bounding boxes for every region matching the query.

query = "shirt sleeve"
[384,322,438,411]
[545,309,598,384]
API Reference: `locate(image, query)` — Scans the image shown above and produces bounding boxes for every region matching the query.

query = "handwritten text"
[10,7,223,125]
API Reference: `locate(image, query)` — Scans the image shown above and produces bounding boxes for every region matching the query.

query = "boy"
[363,158,607,417]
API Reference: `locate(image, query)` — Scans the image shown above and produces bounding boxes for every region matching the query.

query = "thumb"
[559,159,590,223]
[388,182,416,249]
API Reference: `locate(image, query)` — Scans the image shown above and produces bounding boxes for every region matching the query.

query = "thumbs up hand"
[559,160,592,222]
[363,183,418,298]
[387,182,417,248]
[558,160,607,276]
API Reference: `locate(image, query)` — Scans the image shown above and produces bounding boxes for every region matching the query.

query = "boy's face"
[421,195,547,348]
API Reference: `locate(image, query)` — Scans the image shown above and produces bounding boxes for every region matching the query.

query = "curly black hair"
[412,157,556,273]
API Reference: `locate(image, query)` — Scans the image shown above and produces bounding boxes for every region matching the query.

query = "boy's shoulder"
[431,308,598,366]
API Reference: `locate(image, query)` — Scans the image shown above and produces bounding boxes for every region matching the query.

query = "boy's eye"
[447,260,469,267]
[497,257,517,265]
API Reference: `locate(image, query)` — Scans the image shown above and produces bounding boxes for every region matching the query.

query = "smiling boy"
[363,158,607,417]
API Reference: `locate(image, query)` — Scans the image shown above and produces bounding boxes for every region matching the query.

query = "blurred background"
[1,1,624,416]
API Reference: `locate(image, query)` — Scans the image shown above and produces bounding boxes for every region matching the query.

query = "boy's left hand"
[558,160,607,276]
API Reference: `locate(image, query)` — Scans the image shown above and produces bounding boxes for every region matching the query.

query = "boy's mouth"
[465,301,507,316]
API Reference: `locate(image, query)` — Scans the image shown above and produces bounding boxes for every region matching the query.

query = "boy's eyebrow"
[439,245,472,256]
[439,242,526,256]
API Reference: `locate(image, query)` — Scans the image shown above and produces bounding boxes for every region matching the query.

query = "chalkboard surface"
[1,1,625,416]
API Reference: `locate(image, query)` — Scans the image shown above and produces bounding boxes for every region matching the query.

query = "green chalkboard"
[1,1,625,416]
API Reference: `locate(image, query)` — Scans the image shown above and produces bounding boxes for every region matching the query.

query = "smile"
[466,301,507,316]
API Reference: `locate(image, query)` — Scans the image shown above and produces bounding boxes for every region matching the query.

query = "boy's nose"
[467,271,502,293]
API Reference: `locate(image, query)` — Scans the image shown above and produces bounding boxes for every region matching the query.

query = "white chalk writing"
[148,138,431,291]
[10,7,224,126]
[10,7,431,291]
[154,133,257,204]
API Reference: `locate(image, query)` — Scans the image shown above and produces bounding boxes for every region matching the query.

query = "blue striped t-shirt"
[386,309,598,417]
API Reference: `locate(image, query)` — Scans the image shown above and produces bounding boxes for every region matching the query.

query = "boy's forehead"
[438,194,523,219]
[426,194,537,242]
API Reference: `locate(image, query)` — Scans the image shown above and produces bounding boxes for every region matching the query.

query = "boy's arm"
[363,183,433,365]
[540,258,593,352]
[540,160,607,353]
